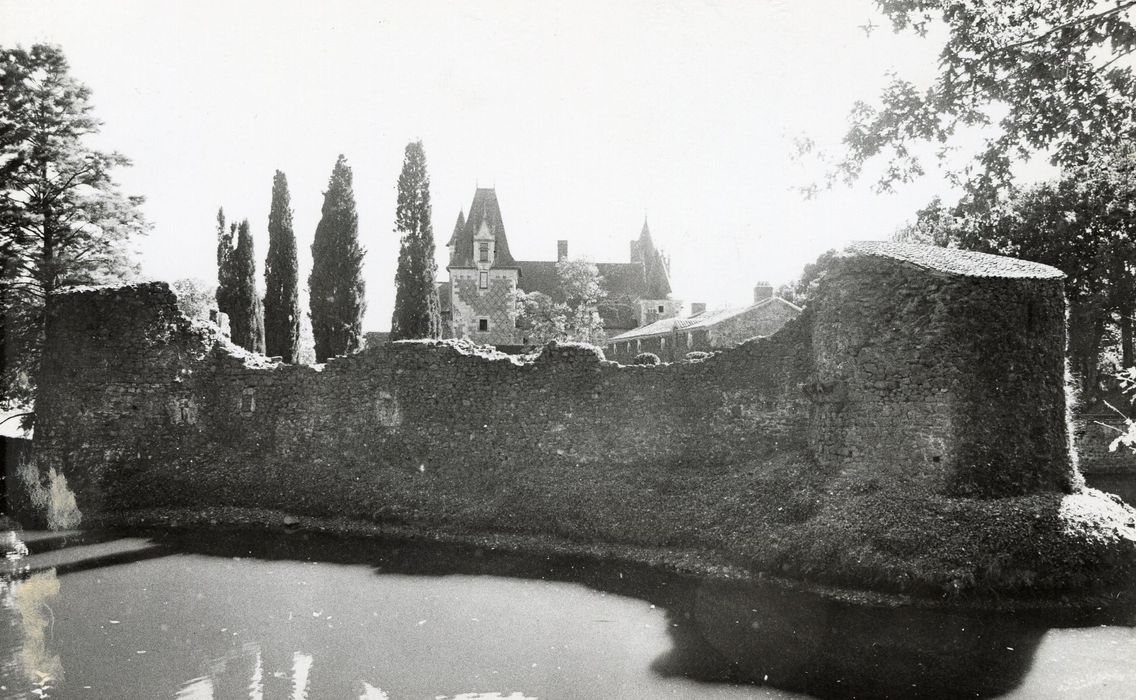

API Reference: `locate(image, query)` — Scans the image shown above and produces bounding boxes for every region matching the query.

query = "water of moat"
[2,493,1135,700]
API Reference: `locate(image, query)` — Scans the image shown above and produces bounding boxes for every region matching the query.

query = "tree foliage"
[828,1,1136,196]
[513,290,566,345]
[227,219,264,353]
[514,259,607,346]
[309,154,366,362]
[215,208,237,316]
[170,278,216,321]
[0,44,146,409]
[390,141,441,340]
[215,211,263,353]
[780,249,840,307]
[263,170,300,362]
[903,145,1136,395]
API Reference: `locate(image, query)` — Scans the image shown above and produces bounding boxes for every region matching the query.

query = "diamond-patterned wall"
[452,270,518,345]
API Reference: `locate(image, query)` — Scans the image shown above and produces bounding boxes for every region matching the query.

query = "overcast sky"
[2,0,1004,329]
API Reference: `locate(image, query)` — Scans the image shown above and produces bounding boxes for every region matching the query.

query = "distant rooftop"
[609,296,801,342]
[849,241,1064,280]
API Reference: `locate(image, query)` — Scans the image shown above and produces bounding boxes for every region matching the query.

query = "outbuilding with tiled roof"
[607,285,802,363]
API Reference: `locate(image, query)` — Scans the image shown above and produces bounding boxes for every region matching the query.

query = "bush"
[633,352,660,365]
[685,351,711,361]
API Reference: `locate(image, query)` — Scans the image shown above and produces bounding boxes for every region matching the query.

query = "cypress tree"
[215,208,236,317]
[309,154,366,362]
[229,219,263,353]
[263,170,300,362]
[390,140,441,340]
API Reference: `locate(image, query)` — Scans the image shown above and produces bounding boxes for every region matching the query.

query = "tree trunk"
[1068,298,1107,401]
[1122,308,1134,369]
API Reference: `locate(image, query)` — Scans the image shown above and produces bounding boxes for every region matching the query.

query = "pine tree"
[263,170,300,362]
[390,141,441,340]
[229,219,263,353]
[0,44,147,410]
[309,154,366,362]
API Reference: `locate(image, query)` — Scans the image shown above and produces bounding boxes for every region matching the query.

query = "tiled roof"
[608,315,690,341]
[608,297,802,342]
[448,189,517,268]
[849,241,1064,279]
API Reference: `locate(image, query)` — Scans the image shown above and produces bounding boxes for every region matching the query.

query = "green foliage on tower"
[309,154,366,362]
[390,141,441,340]
[263,170,300,362]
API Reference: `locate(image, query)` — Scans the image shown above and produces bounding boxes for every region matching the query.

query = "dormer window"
[479,241,490,263]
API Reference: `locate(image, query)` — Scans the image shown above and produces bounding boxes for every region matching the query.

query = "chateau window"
[479,271,488,289]
[657,304,665,313]
[479,241,490,263]
[478,318,489,332]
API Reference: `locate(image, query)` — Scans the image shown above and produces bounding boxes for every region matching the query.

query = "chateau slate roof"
[514,260,563,300]
[513,260,651,302]
[849,241,1064,279]
[608,296,802,342]
[634,221,672,298]
[596,262,651,299]
[446,210,465,247]
[448,189,517,268]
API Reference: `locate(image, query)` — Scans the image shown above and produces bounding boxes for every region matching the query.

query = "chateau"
[438,188,681,345]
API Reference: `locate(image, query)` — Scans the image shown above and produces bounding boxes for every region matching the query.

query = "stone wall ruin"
[29,242,1077,525]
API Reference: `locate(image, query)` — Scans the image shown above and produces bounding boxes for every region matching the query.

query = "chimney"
[557,240,568,261]
[690,302,707,316]
[754,281,773,303]
[630,240,641,264]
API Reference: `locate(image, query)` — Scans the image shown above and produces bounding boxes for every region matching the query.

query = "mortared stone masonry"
[29,242,1075,524]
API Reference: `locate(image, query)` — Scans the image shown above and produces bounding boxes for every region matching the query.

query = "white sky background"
[0,0,1028,330]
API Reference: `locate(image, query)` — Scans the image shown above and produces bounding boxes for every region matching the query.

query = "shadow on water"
[87,526,1132,700]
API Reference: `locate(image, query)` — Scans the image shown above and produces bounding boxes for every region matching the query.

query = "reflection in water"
[173,675,213,699]
[0,526,1133,699]
[291,651,312,699]
[1,568,64,698]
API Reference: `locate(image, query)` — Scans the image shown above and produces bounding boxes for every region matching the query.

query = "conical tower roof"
[446,209,465,247]
[638,219,671,298]
[448,188,517,268]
